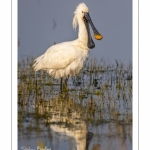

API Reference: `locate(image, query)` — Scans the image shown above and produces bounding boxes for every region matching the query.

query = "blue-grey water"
[18,58,132,150]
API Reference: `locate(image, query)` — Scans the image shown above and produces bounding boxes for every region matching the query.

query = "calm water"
[18,58,132,150]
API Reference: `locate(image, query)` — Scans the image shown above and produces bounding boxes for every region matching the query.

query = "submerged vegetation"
[18,57,132,150]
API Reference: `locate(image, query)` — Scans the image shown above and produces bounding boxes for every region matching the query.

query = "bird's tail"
[33,54,44,71]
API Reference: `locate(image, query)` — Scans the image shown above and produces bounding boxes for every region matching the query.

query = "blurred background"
[18,0,132,64]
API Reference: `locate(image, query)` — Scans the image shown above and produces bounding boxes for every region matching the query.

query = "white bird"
[33,3,103,88]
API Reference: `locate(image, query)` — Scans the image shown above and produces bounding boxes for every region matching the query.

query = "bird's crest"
[73,3,89,30]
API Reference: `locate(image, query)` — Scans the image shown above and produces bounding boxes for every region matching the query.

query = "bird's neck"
[77,18,88,46]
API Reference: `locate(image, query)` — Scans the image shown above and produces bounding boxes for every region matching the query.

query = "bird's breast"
[67,50,89,72]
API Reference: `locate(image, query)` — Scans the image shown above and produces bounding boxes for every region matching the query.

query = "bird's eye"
[82,11,84,13]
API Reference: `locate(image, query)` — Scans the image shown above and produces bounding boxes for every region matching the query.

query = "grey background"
[18,0,132,64]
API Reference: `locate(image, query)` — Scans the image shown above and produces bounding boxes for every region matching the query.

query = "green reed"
[18,57,132,128]
[18,57,132,150]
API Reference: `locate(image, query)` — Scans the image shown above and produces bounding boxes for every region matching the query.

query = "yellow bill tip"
[94,34,103,40]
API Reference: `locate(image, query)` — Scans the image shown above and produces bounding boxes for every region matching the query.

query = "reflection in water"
[49,110,87,150]
[18,58,132,150]
[18,95,132,150]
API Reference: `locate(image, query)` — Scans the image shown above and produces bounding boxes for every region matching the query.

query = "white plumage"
[33,41,89,78]
[33,3,102,79]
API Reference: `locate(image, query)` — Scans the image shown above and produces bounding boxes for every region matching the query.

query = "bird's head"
[73,3,89,18]
[73,3,103,49]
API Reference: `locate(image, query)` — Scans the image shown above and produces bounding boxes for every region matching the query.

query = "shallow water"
[18,58,132,150]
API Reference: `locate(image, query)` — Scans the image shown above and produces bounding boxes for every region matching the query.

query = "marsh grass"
[18,57,132,150]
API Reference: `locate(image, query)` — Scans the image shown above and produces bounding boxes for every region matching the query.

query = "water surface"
[18,58,132,150]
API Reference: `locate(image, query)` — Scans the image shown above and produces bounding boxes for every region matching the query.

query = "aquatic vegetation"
[18,57,132,150]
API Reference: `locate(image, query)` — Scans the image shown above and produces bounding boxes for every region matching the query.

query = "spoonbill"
[33,3,103,90]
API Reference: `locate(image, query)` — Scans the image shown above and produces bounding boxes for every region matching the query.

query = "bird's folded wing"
[40,45,76,69]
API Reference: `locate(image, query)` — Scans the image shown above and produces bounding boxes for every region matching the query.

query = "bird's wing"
[40,43,76,69]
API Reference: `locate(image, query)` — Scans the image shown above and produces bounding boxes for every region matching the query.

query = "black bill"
[83,12,103,49]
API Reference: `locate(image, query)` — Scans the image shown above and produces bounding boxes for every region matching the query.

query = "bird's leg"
[64,78,68,90]
[60,77,63,92]
[64,75,70,90]
[60,76,69,93]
